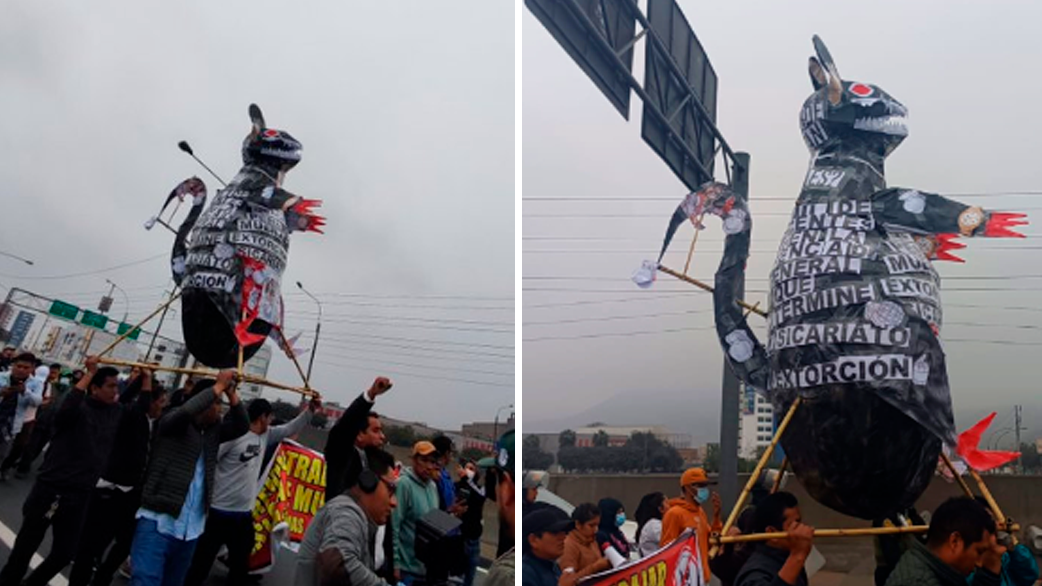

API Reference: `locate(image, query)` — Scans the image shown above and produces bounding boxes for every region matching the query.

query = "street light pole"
[105,279,130,323]
[296,282,322,383]
[493,403,513,442]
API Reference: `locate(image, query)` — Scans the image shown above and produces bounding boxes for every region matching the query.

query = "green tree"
[559,429,577,448]
[523,435,555,470]
[626,432,683,473]
[385,425,417,447]
[704,443,721,473]
[592,430,610,447]
[310,412,329,429]
[460,447,489,464]
[270,400,301,424]
[1019,442,1040,473]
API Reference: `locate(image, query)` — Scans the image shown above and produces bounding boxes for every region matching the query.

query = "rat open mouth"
[853,114,908,136]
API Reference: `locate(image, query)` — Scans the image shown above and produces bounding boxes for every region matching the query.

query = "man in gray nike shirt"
[184,395,321,586]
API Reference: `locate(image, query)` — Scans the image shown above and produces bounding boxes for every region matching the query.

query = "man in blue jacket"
[967,498,1039,586]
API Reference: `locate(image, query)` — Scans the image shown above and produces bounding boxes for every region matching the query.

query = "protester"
[392,440,442,585]
[522,507,573,586]
[184,395,321,586]
[0,352,44,480]
[0,361,47,479]
[596,498,632,565]
[885,497,1000,586]
[129,371,248,586]
[16,363,67,476]
[660,467,723,582]
[966,497,1038,586]
[324,376,393,498]
[511,470,552,556]
[295,446,399,586]
[734,491,815,586]
[69,369,168,586]
[0,357,123,586]
[561,503,611,581]
[635,492,667,557]
[167,377,197,411]
[874,508,928,586]
[0,346,15,371]
[481,431,516,586]
[455,459,487,586]
[431,436,458,510]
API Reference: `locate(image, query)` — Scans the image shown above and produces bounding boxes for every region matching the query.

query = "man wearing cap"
[481,431,516,586]
[522,508,574,586]
[661,467,724,582]
[392,440,441,585]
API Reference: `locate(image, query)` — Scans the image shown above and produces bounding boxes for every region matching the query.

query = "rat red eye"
[263,129,279,137]
[849,83,873,97]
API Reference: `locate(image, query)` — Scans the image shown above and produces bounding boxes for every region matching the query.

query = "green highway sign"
[48,300,80,320]
[80,310,109,330]
[117,322,142,341]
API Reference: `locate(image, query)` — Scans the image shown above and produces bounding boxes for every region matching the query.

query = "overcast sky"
[523,1,1042,439]
[0,1,514,430]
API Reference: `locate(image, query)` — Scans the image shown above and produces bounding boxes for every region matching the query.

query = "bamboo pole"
[237,308,247,382]
[771,457,788,494]
[939,451,975,499]
[715,525,929,545]
[967,467,1014,532]
[274,326,312,391]
[96,356,317,397]
[657,265,768,318]
[683,215,705,276]
[97,290,183,358]
[714,397,803,556]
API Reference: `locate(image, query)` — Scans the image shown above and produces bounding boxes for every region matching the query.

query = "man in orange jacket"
[660,467,723,582]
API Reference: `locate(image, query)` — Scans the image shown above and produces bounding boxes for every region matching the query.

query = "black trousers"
[68,486,140,586]
[183,509,254,586]
[17,409,55,474]
[0,482,91,586]
[0,421,33,473]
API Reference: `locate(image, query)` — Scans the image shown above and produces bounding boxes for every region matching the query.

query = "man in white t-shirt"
[183,395,321,586]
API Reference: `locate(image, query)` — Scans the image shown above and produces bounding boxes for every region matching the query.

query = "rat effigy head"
[799,35,908,158]
[241,103,302,173]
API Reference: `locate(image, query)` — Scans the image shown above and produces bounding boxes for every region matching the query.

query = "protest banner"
[248,440,327,573]
[580,531,703,586]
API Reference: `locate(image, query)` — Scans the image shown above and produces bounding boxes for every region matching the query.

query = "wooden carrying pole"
[96,356,317,398]
[97,290,183,358]
[717,524,928,545]
[273,327,312,391]
[657,265,768,318]
[939,451,975,499]
[771,457,788,494]
[714,397,803,557]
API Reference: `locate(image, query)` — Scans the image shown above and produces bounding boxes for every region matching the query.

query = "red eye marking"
[850,83,873,97]
[263,129,279,137]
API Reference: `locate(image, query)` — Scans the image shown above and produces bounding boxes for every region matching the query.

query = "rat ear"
[812,35,843,105]
[808,57,827,91]
[248,103,265,138]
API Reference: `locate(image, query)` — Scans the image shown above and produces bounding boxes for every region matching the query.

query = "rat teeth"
[853,115,907,135]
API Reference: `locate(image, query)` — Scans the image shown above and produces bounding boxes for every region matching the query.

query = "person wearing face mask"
[660,467,723,583]
[454,459,487,586]
[596,498,632,566]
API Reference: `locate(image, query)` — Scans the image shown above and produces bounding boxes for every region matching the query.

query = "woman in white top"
[635,492,668,557]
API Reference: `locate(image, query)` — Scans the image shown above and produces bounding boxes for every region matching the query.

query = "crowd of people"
[520,466,1040,586]
[0,347,517,586]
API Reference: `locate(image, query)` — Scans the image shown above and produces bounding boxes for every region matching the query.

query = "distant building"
[462,414,514,441]
[676,447,703,466]
[738,384,775,459]
[571,425,692,450]
[239,344,273,402]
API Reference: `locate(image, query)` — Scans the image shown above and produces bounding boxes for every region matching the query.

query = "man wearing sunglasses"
[295,446,399,586]
[392,440,442,585]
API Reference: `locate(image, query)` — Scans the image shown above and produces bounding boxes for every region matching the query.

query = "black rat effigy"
[641,37,1026,519]
[163,105,325,368]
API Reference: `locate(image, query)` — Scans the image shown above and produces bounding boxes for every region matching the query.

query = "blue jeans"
[462,537,481,586]
[130,518,199,586]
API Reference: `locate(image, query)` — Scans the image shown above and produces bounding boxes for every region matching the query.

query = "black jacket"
[455,476,486,540]
[99,381,156,488]
[885,541,1000,586]
[139,388,248,517]
[735,544,808,586]
[37,387,123,492]
[521,553,560,586]
[323,392,374,498]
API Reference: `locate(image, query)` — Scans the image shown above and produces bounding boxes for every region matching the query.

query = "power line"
[523,274,1042,283]
[523,191,1042,201]
[311,349,512,378]
[524,308,714,326]
[315,358,513,389]
[0,252,168,280]
[306,337,514,364]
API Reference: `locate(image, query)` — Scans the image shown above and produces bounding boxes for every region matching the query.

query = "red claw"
[291,198,326,234]
[956,412,1021,472]
[984,212,1028,238]
[934,233,966,263]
